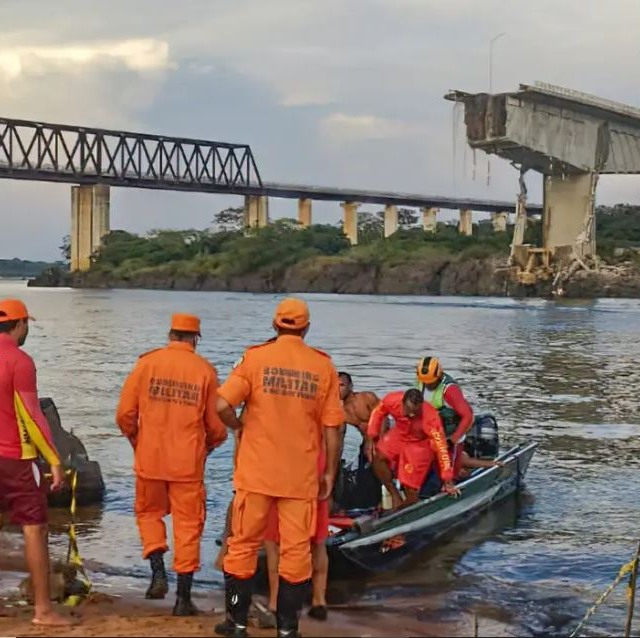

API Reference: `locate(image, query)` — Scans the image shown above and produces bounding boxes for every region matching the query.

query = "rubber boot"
[172,572,199,616]
[145,550,169,600]
[276,578,311,638]
[214,573,253,637]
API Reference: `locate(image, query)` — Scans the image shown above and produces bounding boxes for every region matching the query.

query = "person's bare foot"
[391,493,404,510]
[32,609,78,626]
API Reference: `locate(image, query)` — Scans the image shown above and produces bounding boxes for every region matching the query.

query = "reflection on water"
[1,281,639,636]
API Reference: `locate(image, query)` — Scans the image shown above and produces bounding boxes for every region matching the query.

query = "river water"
[1,279,639,637]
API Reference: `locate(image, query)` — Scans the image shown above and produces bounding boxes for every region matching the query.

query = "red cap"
[0,299,35,323]
[273,298,310,330]
[170,313,201,335]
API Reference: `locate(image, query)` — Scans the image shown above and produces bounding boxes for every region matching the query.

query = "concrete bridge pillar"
[459,209,473,236]
[543,174,596,259]
[70,184,110,272]
[421,207,437,233]
[491,211,509,233]
[341,201,360,244]
[298,198,312,227]
[244,195,269,228]
[384,205,398,237]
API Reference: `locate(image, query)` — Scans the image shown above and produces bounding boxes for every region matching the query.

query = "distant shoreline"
[27,257,640,299]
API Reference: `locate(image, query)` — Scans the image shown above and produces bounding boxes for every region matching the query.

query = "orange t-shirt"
[116,341,228,482]
[218,335,344,499]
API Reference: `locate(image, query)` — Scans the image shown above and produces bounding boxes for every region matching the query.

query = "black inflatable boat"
[37,397,105,508]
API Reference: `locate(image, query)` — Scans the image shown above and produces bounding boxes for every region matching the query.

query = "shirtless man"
[338,372,386,441]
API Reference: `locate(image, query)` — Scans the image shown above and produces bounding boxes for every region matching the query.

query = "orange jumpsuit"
[218,335,344,584]
[368,391,453,490]
[116,341,227,573]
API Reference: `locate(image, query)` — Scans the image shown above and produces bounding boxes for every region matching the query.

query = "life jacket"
[416,372,460,438]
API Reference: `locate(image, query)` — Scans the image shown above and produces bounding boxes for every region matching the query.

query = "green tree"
[357,212,384,244]
[213,207,246,232]
[398,208,418,228]
[59,235,71,263]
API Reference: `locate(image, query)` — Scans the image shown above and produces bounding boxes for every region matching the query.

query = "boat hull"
[326,442,536,578]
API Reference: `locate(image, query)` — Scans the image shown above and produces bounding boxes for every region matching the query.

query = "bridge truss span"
[0,117,263,192]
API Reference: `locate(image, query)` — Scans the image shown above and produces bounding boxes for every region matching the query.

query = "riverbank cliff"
[28,255,640,298]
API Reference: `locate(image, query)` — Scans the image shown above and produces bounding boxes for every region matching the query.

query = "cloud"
[0,37,174,129]
[0,0,640,259]
[0,38,171,80]
[320,113,422,143]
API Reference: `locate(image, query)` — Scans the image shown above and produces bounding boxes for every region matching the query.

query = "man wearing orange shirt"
[215,298,344,638]
[367,388,459,510]
[116,313,227,616]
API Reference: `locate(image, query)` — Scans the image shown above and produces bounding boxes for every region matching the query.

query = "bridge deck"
[0,116,542,214]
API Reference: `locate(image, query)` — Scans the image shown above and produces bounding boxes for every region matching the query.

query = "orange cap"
[273,297,310,330]
[170,313,201,335]
[0,299,35,323]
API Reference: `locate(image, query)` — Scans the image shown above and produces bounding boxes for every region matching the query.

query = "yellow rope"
[569,557,637,638]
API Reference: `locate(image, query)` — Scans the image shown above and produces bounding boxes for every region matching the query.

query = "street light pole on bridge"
[487,32,505,186]
[489,32,505,94]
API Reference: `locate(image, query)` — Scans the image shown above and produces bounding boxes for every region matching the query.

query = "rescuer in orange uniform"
[215,298,344,638]
[367,388,459,510]
[116,313,227,616]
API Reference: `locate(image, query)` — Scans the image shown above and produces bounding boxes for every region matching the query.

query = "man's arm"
[424,411,454,484]
[323,426,342,498]
[13,356,60,467]
[216,354,251,431]
[365,392,390,436]
[319,368,346,500]
[116,364,142,447]
[216,397,243,430]
[445,385,474,443]
[366,398,390,439]
[204,368,228,451]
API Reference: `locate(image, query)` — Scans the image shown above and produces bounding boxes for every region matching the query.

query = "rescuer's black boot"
[214,572,253,637]
[172,572,199,616]
[276,578,310,638]
[145,550,169,600]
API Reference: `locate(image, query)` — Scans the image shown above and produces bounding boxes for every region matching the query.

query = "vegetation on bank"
[0,258,61,278]
[76,207,519,282]
[45,204,640,283]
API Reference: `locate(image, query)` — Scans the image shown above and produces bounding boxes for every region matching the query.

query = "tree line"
[54,204,640,279]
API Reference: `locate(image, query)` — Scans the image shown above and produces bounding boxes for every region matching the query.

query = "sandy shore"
[0,598,473,638]
[0,587,475,638]
[0,531,509,637]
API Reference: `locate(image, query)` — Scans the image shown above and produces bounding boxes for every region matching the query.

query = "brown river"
[1,279,639,637]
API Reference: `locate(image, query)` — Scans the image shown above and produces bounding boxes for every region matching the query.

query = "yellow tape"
[45,468,93,606]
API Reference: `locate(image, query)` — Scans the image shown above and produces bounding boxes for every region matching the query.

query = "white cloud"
[0,38,171,79]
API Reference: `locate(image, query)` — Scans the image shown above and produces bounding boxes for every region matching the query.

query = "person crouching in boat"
[366,388,460,510]
[415,356,474,478]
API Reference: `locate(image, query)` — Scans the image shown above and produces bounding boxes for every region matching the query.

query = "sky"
[1,0,639,260]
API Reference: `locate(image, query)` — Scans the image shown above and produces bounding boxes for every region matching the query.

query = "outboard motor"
[464,413,500,460]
